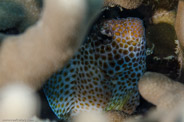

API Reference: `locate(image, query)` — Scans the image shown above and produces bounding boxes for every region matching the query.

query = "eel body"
[43,17,146,119]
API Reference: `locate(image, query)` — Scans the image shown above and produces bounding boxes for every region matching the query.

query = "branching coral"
[139,72,184,111]
[0,83,40,120]
[0,0,103,90]
[122,72,184,122]
[73,111,109,122]
[105,111,130,122]
[73,111,130,122]
[176,0,184,48]
[175,0,184,82]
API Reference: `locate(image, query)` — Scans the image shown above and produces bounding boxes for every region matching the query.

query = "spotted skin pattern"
[43,17,146,119]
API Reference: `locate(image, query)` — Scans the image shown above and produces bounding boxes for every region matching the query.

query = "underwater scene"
[0,0,184,122]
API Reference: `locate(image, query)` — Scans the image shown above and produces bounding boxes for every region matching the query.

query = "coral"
[43,17,146,119]
[142,0,178,10]
[124,72,184,122]
[176,1,184,48]
[175,0,184,82]
[31,116,57,122]
[0,0,41,33]
[145,5,181,80]
[0,83,40,120]
[73,111,109,122]
[139,72,184,111]
[104,0,143,9]
[0,1,24,31]
[73,111,130,122]
[105,111,130,122]
[152,9,176,25]
[0,0,103,90]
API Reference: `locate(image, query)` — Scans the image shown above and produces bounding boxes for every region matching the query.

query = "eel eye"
[100,29,112,37]
[98,29,112,45]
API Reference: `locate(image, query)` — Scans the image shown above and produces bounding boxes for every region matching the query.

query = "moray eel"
[43,17,146,119]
